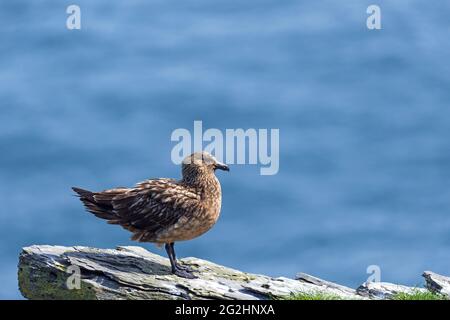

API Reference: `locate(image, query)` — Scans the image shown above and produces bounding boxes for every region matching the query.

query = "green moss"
[18,262,97,300]
[392,289,447,300]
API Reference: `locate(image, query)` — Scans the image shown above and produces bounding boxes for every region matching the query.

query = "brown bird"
[72,151,229,279]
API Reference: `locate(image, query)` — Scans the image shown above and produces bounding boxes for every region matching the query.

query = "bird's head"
[181,152,229,182]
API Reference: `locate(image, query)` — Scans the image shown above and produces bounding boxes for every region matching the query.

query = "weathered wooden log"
[18,245,363,300]
[423,271,450,297]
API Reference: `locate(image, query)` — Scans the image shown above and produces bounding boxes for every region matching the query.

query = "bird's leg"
[164,243,177,271]
[170,242,195,273]
[164,242,197,279]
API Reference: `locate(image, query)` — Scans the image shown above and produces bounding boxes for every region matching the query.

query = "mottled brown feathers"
[72,152,228,244]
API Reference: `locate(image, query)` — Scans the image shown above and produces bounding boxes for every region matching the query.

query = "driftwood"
[18,245,448,300]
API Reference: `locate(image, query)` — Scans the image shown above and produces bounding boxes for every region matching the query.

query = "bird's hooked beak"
[214,161,230,172]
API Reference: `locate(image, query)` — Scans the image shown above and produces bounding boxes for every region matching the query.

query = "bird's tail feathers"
[72,187,116,220]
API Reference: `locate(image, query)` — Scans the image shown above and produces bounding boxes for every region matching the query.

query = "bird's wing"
[92,178,201,241]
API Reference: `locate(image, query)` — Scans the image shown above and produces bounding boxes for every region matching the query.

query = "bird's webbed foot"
[177,263,195,273]
[165,242,197,279]
[172,266,198,279]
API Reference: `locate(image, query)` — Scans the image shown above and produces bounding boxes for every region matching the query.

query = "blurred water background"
[1,0,450,299]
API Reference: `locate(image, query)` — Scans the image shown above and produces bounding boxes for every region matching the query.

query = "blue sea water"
[1,1,450,299]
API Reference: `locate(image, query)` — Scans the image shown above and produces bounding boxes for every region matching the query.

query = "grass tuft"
[392,289,447,300]
[283,291,344,300]
[281,288,448,301]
